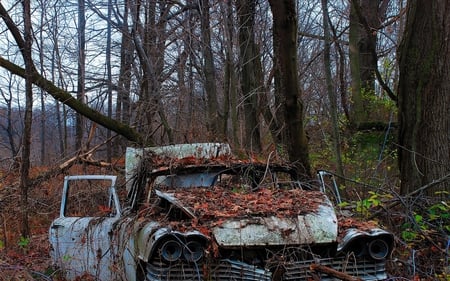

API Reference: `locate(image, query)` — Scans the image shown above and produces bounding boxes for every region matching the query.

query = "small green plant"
[18,236,30,249]
[356,191,381,217]
[0,239,4,250]
[400,226,418,242]
[400,198,450,243]
[401,213,428,242]
[428,199,450,233]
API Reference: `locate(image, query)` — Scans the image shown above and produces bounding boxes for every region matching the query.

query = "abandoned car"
[49,143,394,280]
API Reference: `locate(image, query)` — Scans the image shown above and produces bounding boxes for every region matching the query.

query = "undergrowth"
[0,131,448,280]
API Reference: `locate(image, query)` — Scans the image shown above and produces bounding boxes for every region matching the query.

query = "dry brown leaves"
[170,186,327,220]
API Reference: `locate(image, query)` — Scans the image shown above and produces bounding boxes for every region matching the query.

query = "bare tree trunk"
[237,0,262,153]
[321,0,344,179]
[38,1,46,165]
[131,0,173,143]
[199,0,224,140]
[349,0,392,129]
[0,81,18,160]
[184,7,198,141]
[76,0,86,150]
[348,2,365,128]
[398,0,450,196]
[106,0,112,162]
[20,0,33,238]
[221,0,239,146]
[115,0,133,152]
[268,0,311,178]
[49,6,66,157]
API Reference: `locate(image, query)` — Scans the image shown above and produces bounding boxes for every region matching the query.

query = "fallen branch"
[30,136,120,187]
[310,263,363,281]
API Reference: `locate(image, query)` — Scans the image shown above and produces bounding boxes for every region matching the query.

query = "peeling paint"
[213,204,337,247]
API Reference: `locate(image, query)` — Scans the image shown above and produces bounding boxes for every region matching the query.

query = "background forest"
[0,0,449,280]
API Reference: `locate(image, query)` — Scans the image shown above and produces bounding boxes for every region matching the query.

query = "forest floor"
[0,163,448,281]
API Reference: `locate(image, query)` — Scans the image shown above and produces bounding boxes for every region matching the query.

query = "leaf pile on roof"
[138,147,290,174]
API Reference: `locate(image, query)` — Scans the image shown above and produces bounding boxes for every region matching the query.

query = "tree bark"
[19,0,33,238]
[115,0,133,152]
[397,0,450,195]
[76,0,86,150]
[0,82,18,159]
[106,0,113,162]
[38,1,46,165]
[132,0,173,143]
[222,0,239,146]
[349,0,392,129]
[199,0,224,140]
[268,0,311,178]
[237,0,262,153]
[321,0,344,180]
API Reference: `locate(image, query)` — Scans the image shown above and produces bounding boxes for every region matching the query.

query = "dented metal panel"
[213,204,337,247]
[155,190,196,218]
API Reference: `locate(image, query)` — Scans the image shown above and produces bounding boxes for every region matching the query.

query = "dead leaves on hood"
[169,186,327,220]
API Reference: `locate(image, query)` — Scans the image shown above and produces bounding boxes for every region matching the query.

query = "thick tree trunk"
[199,0,224,140]
[222,0,239,146]
[238,0,262,153]
[268,0,311,178]
[398,0,450,196]
[349,0,390,129]
[321,0,344,180]
[349,0,378,128]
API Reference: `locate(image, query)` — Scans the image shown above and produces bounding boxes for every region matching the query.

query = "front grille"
[146,256,387,281]
[146,259,271,281]
[146,261,203,281]
[282,257,387,281]
[209,259,272,281]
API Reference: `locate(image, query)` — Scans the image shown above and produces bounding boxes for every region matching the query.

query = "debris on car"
[49,143,394,280]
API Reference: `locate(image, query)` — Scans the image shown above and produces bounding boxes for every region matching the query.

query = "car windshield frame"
[150,163,304,190]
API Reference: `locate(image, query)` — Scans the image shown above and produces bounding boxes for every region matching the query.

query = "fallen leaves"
[168,186,327,220]
[337,217,380,237]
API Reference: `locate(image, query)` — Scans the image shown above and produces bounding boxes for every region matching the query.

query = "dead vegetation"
[0,156,449,280]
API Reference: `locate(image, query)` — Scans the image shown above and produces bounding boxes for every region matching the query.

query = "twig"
[310,263,363,281]
[369,173,450,219]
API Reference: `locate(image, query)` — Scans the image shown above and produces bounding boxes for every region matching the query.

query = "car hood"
[155,188,338,246]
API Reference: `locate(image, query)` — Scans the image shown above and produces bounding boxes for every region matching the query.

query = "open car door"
[49,175,122,280]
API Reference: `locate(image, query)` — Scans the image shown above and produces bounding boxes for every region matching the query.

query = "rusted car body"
[49,143,394,280]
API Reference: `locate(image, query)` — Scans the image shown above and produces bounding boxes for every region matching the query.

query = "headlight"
[346,237,367,257]
[368,239,390,260]
[183,240,204,262]
[160,240,182,262]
